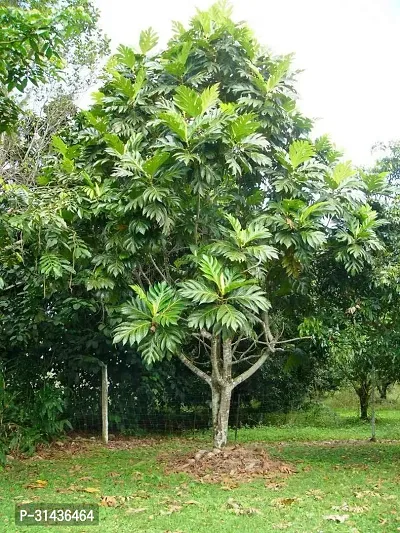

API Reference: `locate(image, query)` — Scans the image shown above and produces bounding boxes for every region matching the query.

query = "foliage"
[0,368,70,464]
[0,0,108,133]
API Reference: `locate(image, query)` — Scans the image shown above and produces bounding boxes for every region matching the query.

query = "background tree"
[0,0,109,184]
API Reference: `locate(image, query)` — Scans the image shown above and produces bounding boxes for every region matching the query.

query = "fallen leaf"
[279,465,296,474]
[332,502,368,513]
[271,497,300,508]
[226,498,262,515]
[306,489,324,500]
[159,504,182,516]
[265,481,285,490]
[83,487,101,494]
[185,500,200,505]
[324,514,349,523]
[25,480,48,489]
[100,496,118,507]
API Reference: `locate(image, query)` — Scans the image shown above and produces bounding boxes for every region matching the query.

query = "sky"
[90,0,400,166]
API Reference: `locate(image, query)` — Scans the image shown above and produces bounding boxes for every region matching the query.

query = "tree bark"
[377,381,391,400]
[211,382,232,449]
[211,337,233,449]
[356,382,370,420]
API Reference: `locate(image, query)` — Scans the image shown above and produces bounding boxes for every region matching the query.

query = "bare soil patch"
[162,444,296,483]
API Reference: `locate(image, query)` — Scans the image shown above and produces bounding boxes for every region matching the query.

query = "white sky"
[91,0,400,166]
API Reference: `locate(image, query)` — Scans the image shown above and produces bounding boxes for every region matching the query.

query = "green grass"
[2,392,400,533]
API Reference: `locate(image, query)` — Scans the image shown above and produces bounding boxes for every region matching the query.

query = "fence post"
[370,366,376,442]
[101,363,108,444]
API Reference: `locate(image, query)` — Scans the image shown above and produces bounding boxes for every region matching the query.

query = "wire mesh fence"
[63,364,393,441]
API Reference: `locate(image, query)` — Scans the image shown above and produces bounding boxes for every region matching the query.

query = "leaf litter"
[162,444,296,483]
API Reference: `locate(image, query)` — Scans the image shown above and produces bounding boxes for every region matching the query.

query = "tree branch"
[232,339,256,361]
[200,328,212,340]
[177,352,212,386]
[232,354,260,364]
[149,254,168,282]
[232,349,272,388]
[275,336,311,345]
[210,335,224,386]
[192,333,211,352]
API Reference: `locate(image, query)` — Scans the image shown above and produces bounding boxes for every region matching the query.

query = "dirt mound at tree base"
[163,445,296,483]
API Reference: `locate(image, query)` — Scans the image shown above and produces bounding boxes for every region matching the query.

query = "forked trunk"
[211,383,232,449]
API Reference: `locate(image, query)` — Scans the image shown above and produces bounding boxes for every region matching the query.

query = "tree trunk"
[211,383,232,449]
[356,382,370,420]
[377,382,391,400]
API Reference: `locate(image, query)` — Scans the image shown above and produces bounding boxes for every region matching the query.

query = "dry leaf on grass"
[83,487,101,494]
[68,465,82,473]
[305,489,325,499]
[354,490,381,499]
[24,479,48,489]
[100,496,118,507]
[159,505,183,516]
[226,498,262,516]
[332,502,368,513]
[271,497,301,508]
[324,514,349,523]
[265,481,285,490]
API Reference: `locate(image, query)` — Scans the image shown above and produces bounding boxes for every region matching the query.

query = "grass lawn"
[1,393,400,532]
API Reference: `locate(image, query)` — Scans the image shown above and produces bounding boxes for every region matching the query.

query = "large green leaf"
[228,114,260,142]
[264,54,292,93]
[179,280,219,303]
[216,304,247,330]
[227,285,271,312]
[289,140,315,169]
[200,84,220,113]
[199,255,223,289]
[139,27,158,54]
[143,152,169,176]
[174,86,202,118]
[159,111,188,142]
[113,320,151,346]
[187,305,219,330]
[115,44,136,69]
